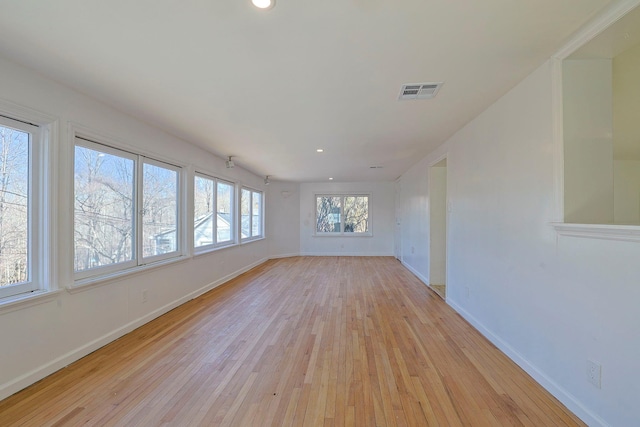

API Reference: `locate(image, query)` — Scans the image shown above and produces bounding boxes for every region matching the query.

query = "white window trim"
[314,193,372,237]
[240,186,264,243]
[193,172,237,253]
[70,254,189,293]
[71,130,187,287]
[0,116,40,298]
[0,100,57,305]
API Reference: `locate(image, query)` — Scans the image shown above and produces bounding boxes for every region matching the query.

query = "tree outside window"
[344,196,368,233]
[0,124,29,286]
[315,194,370,235]
[74,145,135,271]
[194,174,234,249]
[241,187,263,241]
[74,139,182,279]
[316,196,341,233]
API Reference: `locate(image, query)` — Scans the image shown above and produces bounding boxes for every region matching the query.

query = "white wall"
[299,182,394,256]
[0,54,270,400]
[267,182,301,258]
[614,160,640,224]
[613,42,640,160]
[563,59,614,224]
[612,43,640,224]
[399,61,640,426]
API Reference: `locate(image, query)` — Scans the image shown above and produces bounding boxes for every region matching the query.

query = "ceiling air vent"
[398,82,443,100]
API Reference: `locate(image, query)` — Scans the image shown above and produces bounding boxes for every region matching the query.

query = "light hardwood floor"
[0,257,585,426]
[429,284,446,300]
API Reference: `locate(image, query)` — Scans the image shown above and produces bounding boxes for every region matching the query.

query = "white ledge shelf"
[551,223,640,243]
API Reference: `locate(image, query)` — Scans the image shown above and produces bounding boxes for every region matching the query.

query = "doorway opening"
[429,158,447,299]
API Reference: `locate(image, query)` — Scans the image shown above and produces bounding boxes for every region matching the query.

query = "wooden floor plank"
[0,257,586,426]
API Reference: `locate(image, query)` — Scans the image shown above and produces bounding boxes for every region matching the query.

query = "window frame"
[139,156,182,264]
[73,136,185,283]
[193,172,236,253]
[0,116,40,298]
[0,101,56,303]
[240,186,264,242]
[73,139,138,279]
[314,193,372,237]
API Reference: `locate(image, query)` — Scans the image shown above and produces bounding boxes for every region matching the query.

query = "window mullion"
[27,133,35,286]
[26,129,39,290]
[238,186,242,241]
[212,178,218,244]
[135,155,144,265]
[340,196,345,235]
[252,191,256,237]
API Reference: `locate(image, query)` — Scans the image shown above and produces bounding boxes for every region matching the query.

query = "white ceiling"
[0,0,613,182]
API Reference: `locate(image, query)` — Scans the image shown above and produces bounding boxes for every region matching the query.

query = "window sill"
[0,289,62,315]
[194,241,237,257]
[313,233,373,237]
[551,222,640,243]
[240,236,265,245]
[68,255,190,294]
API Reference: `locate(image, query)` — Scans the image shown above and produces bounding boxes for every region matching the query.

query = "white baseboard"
[0,257,269,402]
[0,297,187,401]
[299,251,394,257]
[447,298,609,427]
[397,259,608,426]
[189,257,268,300]
[268,252,300,259]
[400,260,430,286]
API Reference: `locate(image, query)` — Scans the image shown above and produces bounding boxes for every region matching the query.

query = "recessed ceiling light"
[329,177,333,180]
[252,0,274,9]
[316,148,324,153]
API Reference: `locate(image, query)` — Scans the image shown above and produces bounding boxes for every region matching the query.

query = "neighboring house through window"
[241,187,263,241]
[193,173,235,251]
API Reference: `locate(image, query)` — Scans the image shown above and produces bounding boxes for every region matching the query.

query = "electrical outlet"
[587,359,601,388]
[142,289,148,303]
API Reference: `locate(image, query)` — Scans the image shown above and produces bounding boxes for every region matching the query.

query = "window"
[74,138,182,280]
[0,113,50,300]
[142,159,180,261]
[315,194,370,235]
[241,187,263,241]
[194,173,235,250]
